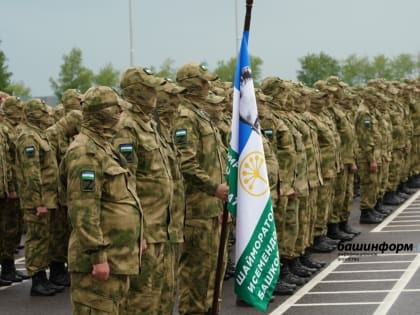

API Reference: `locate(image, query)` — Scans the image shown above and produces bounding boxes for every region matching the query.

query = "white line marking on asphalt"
[307,289,420,294]
[372,190,420,232]
[15,257,25,264]
[385,224,420,227]
[391,220,420,222]
[341,261,412,264]
[330,269,408,273]
[372,254,420,315]
[376,229,420,232]
[293,302,381,306]
[269,258,343,314]
[320,279,399,283]
[395,215,420,218]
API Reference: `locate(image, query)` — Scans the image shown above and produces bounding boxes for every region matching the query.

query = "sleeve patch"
[119,144,134,162]
[24,145,35,158]
[363,119,371,128]
[175,129,187,144]
[81,171,95,192]
[263,129,273,139]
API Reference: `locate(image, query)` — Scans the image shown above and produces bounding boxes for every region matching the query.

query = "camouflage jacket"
[0,120,15,193]
[263,135,280,206]
[355,103,379,163]
[60,129,142,274]
[16,123,58,209]
[174,99,225,220]
[113,110,173,244]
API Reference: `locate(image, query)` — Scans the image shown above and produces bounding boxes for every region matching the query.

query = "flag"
[226,30,280,311]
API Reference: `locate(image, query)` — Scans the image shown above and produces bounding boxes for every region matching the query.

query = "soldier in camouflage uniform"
[113,67,174,315]
[0,97,30,283]
[355,87,385,224]
[59,86,143,315]
[174,63,228,315]
[16,99,64,296]
[155,79,187,315]
[46,109,82,287]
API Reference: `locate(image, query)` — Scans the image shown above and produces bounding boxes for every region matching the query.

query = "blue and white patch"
[24,145,35,158]
[363,119,371,128]
[263,129,273,140]
[81,171,95,192]
[175,129,187,144]
[119,144,134,162]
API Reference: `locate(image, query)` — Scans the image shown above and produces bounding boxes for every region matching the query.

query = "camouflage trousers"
[71,273,129,315]
[122,242,166,315]
[330,168,350,224]
[388,149,405,192]
[23,208,51,276]
[49,205,70,263]
[0,198,22,260]
[379,160,390,197]
[314,178,335,236]
[307,188,318,247]
[178,217,220,315]
[294,196,309,257]
[274,196,287,257]
[159,242,182,315]
[411,135,420,175]
[280,196,299,259]
[338,171,355,223]
[359,162,379,209]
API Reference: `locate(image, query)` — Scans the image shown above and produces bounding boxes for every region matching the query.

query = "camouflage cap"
[159,78,186,94]
[82,86,121,113]
[325,76,347,87]
[205,92,225,104]
[62,89,81,103]
[255,89,273,102]
[23,98,47,113]
[176,63,217,82]
[120,67,166,89]
[313,80,338,92]
[3,96,22,112]
[260,77,288,95]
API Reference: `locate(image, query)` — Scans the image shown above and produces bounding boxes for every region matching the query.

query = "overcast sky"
[2,0,420,96]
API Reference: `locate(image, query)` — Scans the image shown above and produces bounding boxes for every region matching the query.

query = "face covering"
[123,84,157,115]
[83,105,121,140]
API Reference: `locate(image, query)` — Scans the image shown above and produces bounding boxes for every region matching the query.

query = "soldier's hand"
[215,183,229,201]
[141,239,147,253]
[287,192,297,199]
[340,163,345,171]
[7,191,18,199]
[349,164,358,173]
[35,206,48,217]
[369,162,378,173]
[92,261,110,281]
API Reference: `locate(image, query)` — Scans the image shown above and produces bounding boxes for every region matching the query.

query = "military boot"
[280,259,307,285]
[383,191,403,205]
[274,279,295,295]
[339,221,361,236]
[401,181,417,194]
[374,198,392,216]
[327,223,354,241]
[30,271,56,296]
[289,258,313,277]
[0,278,12,287]
[1,258,23,282]
[310,236,335,253]
[49,261,70,287]
[300,250,326,269]
[407,175,420,188]
[360,209,383,224]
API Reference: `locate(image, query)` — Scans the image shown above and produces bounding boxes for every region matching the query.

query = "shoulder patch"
[24,145,35,158]
[263,128,273,140]
[119,143,134,162]
[80,171,95,192]
[175,129,187,144]
[363,119,371,128]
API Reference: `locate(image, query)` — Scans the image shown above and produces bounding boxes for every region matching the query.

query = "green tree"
[49,47,94,100]
[154,58,176,80]
[297,52,341,86]
[214,55,263,84]
[390,54,415,80]
[7,81,31,98]
[369,54,393,80]
[94,63,120,89]
[341,54,372,85]
[0,43,12,91]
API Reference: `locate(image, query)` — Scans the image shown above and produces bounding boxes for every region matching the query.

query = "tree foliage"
[0,43,12,92]
[297,52,341,86]
[94,63,120,90]
[7,81,31,98]
[153,58,176,80]
[50,48,94,100]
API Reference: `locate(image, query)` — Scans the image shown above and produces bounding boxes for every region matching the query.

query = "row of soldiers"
[0,65,419,314]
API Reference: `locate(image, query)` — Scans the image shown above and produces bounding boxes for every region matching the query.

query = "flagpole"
[211,2,254,314]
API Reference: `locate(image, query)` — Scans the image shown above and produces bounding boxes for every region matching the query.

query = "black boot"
[360,209,383,224]
[30,271,56,296]
[289,258,314,277]
[274,279,295,295]
[327,223,354,241]
[280,259,307,285]
[0,278,12,287]
[401,182,416,194]
[49,261,70,287]
[375,198,392,216]
[310,236,335,253]
[383,191,403,205]
[300,250,326,269]
[339,221,361,236]
[1,258,23,282]
[408,175,420,188]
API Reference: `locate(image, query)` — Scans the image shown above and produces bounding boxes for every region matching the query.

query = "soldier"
[46,109,82,287]
[0,97,30,283]
[174,62,228,315]
[16,99,64,296]
[113,67,173,315]
[154,79,187,315]
[59,86,143,314]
